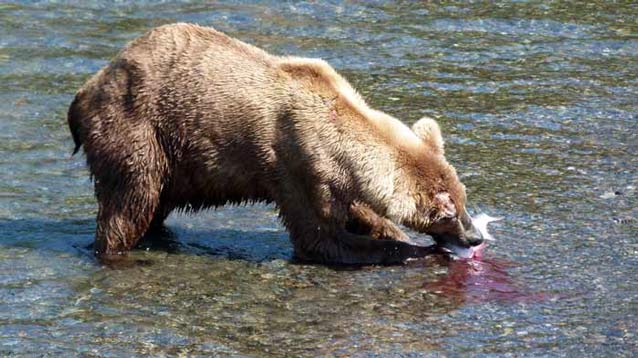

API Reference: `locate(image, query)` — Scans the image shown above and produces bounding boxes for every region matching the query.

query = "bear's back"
[119,23,275,73]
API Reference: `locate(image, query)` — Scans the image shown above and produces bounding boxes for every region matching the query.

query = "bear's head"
[400,117,483,250]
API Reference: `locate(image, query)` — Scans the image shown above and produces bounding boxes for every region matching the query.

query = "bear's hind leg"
[90,128,166,260]
[94,173,163,259]
[148,202,174,232]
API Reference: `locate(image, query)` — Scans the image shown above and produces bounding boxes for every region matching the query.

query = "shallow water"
[1,1,637,356]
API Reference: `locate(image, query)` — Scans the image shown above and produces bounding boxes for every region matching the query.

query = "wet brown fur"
[68,23,476,265]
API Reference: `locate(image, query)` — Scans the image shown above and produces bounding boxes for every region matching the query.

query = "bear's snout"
[464,225,484,247]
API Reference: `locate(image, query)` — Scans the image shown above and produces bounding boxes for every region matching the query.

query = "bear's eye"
[437,215,458,224]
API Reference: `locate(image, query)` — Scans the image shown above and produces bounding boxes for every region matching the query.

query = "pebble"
[599,191,618,199]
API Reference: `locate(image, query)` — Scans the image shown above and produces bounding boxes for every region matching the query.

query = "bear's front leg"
[335,229,437,265]
[284,209,434,265]
[346,202,411,242]
[278,183,434,265]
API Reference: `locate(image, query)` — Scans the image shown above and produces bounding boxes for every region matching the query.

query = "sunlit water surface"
[1,1,637,356]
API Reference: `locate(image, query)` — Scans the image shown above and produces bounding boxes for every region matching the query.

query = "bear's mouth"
[438,241,487,259]
[437,214,501,259]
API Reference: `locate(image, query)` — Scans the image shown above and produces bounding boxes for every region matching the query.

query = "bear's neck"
[338,129,417,225]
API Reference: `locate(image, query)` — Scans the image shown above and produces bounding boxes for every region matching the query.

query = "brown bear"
[68,23,483,265]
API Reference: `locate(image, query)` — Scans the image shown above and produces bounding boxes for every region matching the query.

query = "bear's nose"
[465,226,484,246]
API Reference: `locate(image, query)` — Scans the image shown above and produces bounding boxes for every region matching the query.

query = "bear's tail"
[67,95,83,155]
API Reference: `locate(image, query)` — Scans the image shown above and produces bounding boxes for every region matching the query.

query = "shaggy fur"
[68,23,482,264]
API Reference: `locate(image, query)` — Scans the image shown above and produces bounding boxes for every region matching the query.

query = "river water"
[1,1,637,356]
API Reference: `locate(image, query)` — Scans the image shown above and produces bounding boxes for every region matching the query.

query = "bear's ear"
[434,192,456,219]
[412,117,444,154]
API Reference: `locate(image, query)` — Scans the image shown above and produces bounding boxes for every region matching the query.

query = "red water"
[423,254,550,305]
